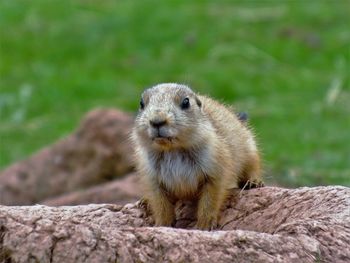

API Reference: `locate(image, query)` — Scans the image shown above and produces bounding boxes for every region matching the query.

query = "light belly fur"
[149,151,208,198]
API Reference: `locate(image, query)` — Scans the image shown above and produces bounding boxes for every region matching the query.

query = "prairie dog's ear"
[236,112,248,123]
[195,96,202,107]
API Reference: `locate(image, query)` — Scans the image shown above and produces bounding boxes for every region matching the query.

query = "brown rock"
[1,186,349,262]
[42,173,141,206]
[0,109,134,205]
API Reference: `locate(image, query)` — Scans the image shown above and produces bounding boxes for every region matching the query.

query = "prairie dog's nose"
[150,118,167,128]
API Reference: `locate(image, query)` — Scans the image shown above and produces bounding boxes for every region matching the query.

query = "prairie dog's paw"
[195,217,218,231]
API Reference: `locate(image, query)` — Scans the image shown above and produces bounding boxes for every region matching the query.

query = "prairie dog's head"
[133,83,207,151]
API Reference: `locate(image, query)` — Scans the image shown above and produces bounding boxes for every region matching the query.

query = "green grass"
[0,0,349,187]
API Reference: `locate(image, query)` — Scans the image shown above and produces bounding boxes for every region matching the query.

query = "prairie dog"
[132,83,263,230]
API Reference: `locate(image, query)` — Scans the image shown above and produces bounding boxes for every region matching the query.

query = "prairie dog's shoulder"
[198,95,246,133]
[199,95,239,119]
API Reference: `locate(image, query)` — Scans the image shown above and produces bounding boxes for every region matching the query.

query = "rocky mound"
[1,186,349,262]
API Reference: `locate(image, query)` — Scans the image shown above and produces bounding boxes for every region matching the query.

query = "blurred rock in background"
[0,109,139,205]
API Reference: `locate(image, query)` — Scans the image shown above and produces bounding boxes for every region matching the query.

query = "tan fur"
[132,83,263,230]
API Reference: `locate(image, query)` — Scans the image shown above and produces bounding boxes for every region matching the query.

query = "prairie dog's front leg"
[147,187,175,227]
[196,178,226,230]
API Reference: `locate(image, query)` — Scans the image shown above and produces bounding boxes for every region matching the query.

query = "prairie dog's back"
[199,95,257,175]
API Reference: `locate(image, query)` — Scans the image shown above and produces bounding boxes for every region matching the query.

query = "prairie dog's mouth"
[152,136,173,145]
[149,126,175,145]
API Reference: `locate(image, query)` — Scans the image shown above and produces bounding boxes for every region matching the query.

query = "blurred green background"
[0,0,349,187]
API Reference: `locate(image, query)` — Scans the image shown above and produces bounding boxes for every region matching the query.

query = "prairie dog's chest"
[150,151,209,197]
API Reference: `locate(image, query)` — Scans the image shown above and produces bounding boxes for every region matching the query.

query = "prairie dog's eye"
[140,98,145,110]
[181,97,190,110]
